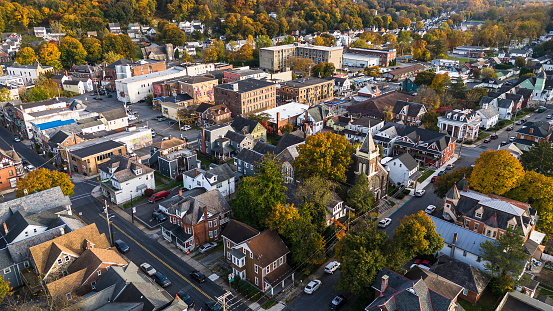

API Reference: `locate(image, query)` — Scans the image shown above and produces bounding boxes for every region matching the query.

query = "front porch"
[161,222,194,252]
[263,263,295,297]
[20,267,43,294]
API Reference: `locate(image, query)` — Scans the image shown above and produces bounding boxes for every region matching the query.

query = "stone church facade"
[354,132,389,200]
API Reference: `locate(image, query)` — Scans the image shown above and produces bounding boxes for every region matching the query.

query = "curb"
[387,197,412,218]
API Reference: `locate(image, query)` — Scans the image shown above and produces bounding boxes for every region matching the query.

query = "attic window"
[134,168,142,175]
[64,255,70,262]
[57,258,63,265]
[475,212,482,219]
[460,116,464,121]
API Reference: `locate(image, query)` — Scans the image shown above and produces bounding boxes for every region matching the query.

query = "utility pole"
[104,200,115,246]
[217,291,232,311]
[130,191,134,224]
[65,147,72,177]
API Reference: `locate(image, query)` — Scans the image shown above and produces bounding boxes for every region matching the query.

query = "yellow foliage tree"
[37,43,62,70]
[16,168,74,198]
[430,72,450,94]
[469,150,524,195]
[393,211,444,257]
[295,132,354,182]
[313,36,325,46]
[16,47,37,65]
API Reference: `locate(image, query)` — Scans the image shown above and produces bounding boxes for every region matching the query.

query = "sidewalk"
[70,173,100,183]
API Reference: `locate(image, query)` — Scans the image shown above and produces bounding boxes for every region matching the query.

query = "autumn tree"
[102,33,135,60]
[480,228,530,293]
[393,211,444,257]
[232,155,286,229]
[469,150,525,195]
[157,23,186,46]
[347,173,376,215]
[433,166,473,198]
[16,47,37,65]
[82,37,103,64]
[363,66,380,77]
[287,57,314,77]
[0,88,11,102]
[514,57,526,68]
[295,132,354,182]
[236,43,253,61]
[481,67,498,79]
[311,62,335,78]
[37,43,62,70]
[520,142,553,176]
[0,275,11,303]
[313,36,325,46]
[414,86,440,109]
[398,17,411,28]
[103,51,123,64]
[430,73,450,94]
[414,71,436,86]
[16,168,74,198]
[60,37,87,68]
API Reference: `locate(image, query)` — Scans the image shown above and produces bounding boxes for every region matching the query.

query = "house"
[326,115,353,131]
[496,291,553,311]
[347,91,416,120]
[0,186,72,223]
[382,153,419,187]
[108,23,122,34]
[231,117,267,142]
[353,132,389,199]
[366,268,460,311]
[222,220,294,295]
[391,100,427,126]
[62,80,86,95]
[381,64,427,81]
[495,98,515,120]
[141,44,174,62]
[342,116,384,143]
[65,140,128,175]
[357,85,381,98]
[5,60,54,84]
[401,77,420,93]
[442,179,539,242]
[183,163,235,197]
[324,191,348,225]
[428,254,492,304]
[98,155,155,205]
[196,103,232,126]
[0,148,24,192]
[257,102,310,135]
[225,131,254,154]
[437,109,481,141]
[69,64,103,81]
[477,104,500,130]
[149,138,198,179]
[234,148,265,176]
[100,108,128,132]
[161,189,231,251]
[26,224,125,303]
[332,76,351,95]
[403,266,464,305]
[513,121,553,151]
[296,105,335,135]
[200,124,234,157]
[498,142,523,159]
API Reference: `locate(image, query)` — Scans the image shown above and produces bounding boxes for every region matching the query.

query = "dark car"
[190,271,206,283]
[114,239,130,253]
[153,272,172,287]
[168,120,177,125]
[205,301,222,311]
[430,176,437,183]
[438,170,447,176]
[152,211,167,223]
[176,290,195,308]
[490,134,498,140]
[329,295,346,310]
[156,115,164,118]
[501,141,508,146]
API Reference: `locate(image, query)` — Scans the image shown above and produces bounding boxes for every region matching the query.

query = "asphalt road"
[70,180,250,311]
[284,271,344,311]
[0,125,56,170]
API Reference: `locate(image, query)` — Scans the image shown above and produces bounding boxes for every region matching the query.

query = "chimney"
[529,128,534,134]
[549,123,551,131]
[451,232,458,258]
[276,112,280,123]
[380,275,389,298]
[201,128,206,154]
[194,168,197,177]
[305,110,309,121]
[417,135,420,143]
[2,223,7,234]
[378,306,389,311]
[179,190,182,197]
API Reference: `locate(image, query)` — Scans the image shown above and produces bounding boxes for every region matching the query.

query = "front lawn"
[457,288,501,311]
[418,169,435,183]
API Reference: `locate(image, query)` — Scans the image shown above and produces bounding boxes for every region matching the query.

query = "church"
[354,132,389,200]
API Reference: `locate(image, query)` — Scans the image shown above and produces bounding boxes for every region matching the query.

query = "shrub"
[176,174,183,182]
[144,188,155,196]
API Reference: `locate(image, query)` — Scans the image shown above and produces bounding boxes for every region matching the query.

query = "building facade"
[346,48,397,66]
[214,79,276,117]
[278,77,334,105]
[259,43,343,72]
[178,76,219,104]
[437,109,481,141]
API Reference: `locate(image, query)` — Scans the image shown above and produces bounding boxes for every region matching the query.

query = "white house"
[296,105,335,135]
[183,163,236,197]
[343,116,384,143]
[476,104,500,130]
[115,66,189,103]
[325,192,347,225]
[494,98,514,120]
[6,61,54,84]
[382,153,419,187]
[62,80,86,95]
[431,59,459,67]
[437,109,481,141]
[98,155,155,205]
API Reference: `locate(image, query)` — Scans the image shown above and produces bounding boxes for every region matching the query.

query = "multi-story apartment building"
[214,79,276,117]
[437,109,481,141]
[223,68,269,83]
[346,48,397,66]
[115,66,189,103]
[278,77,334,105]
[178,76,219,104]
[259,43,343,72]
[6,61,54,84]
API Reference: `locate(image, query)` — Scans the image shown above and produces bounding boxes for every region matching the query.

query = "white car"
[13,137,20,142]
[161,137,170,141]
[324,261,340,274]
[304,280,322,294]
[128,152,137,157]
[509,136,515,142]
[181,125,191,131]
[378,218,392,228]
[128,115,138,121]
[25,164,35,171]
[415,189,426,197]
[140,263,157,276]
[425,205,437,214]
[446,164,454,170]
[198,242,217,253]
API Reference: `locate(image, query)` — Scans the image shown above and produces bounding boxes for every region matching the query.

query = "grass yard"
[418,169,435,183]
[197,153,216,168]
[266,135,280,146]
[447,56,472,63]
[457,288,501,311]
[538,286,553,297]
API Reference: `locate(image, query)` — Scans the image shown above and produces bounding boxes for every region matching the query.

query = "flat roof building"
[214,79,277,117]
[260,43,343,72]
[278,77,334,105]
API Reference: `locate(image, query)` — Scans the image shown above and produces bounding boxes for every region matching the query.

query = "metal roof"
[430,216,493,257]
[460,191,525,216]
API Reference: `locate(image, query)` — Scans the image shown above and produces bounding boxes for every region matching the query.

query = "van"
[148,190,170,203]
[324,261,340,274]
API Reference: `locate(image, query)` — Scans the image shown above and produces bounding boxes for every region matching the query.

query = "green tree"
[279,122,293,133]
[481,67,498,79]
[393,211,444,257]
[59,36,87,68]
[311,62,335,78]
[433,166,473,198]
[16,168,74,197]
[295,132,354,182]
[520,142,553,176]
[469,150,525,195]
[421,110,439,131]
[256,35,273,49]
[414,71,436,86]
[346,173,376,214]
[82,37,103,64]
[451,76,466,99]
[145,94,154,106]
[103,51,123,64]
[480,228,530,293]
[232,155,287,229]
[16,47,37,65]
[514,57,526,68]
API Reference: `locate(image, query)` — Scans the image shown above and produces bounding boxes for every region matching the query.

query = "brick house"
[514,121,553,151]
[0,148,24,192]
[222,220,294,295]
[196,103,232,126]
[160,189,231,252]
[392,125,457,168]
[391,100,427,126]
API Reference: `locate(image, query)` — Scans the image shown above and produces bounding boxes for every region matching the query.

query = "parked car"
[506,126,514,131]
[501,141,508,146]
[304,280,322,294]
[25,164,35,171]
[199,242,217,253]
[490,134,498,139]
[415,189,426,197]
[329,295,346,310]
[425,205,437,214]
[114,239,130,253]
[20,156,27,164]
[547,115,552,120]
[414,259,431,267]
[168,120,177,125]
[430,176,437,183]
[378,218,392,228]
[149,190,170,203]
[128,152,137,157]
[153,272,172,287]
[446,164,454,170]
[483,138,491,143]
[162,137,170,141]
[190,271,206,283]
[152,211,167,223]
[324,261,340,274]
[176,290,195,308]
[158,117,167,122]
[509,136,515,142]
[156,115,164,118]
[140,263,157,276]
[516,120,523,125]
[438,171,447,176]
[151,131,156,137]
[13,137,20,142]
[128,115,138,121]
[205,301,222,311]
[181,125,191,131]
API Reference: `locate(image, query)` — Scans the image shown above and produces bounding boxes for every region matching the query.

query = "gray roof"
[231,117,261,134]
[498,99,514,109]
[517,121,552,138]
[101,108,127,121]
[394,153,418,171]
[430,216,493,256]
[167,189,231,226]
[0,209,61,247]
[7,226,66,263]
[478,105,500,119]
[235,148,263,165]
[275,132,305,154]
[307,105,333,123]
[392,100,426,117]
[479,96,495,106]
[0,186,71,223]
[98,155,154,183]
[430,254,491,295]
[0,248,14,270]
[281,77,331,88]
[224,131,248,144]
[253,142,276,154]
[71,140,126,159]
[215,79,274,93]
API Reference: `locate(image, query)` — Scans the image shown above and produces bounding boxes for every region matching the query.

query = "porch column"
[271,287,274,295]
[292,273,294,282]
[282,280,285,288]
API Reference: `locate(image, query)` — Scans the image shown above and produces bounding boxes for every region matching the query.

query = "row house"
[341,116,384,143]
[513,121,553,151]
[160,189,231,252]
[391,100,427,126]
[0,148,24,192]
[182,163,236,197]
[222,220,294,295]
[196,103,232,126]
[381,64,426,81]
[149,137,198,179]
[437,109,481,141]
[5,61,53,84]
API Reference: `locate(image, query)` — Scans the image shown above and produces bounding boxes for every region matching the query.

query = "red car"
[431,176,437,183]
[483,138,491,143]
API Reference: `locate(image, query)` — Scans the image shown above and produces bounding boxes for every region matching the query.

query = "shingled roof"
[0,186,71,223]
[221,220,259,244]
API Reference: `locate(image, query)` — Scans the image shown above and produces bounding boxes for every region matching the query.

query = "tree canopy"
[393,211,444,257]
[433,166,473,198]
[346,173,376,214]
[520,142,553,177]
[469,150,525,195]
[16,168,74,198]
[59,36,87,68]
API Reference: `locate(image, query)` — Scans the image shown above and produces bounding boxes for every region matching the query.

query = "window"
[57,258,63,265]
[266,266,270,274]
[64,255,70,262]
[273,262,277,269]
[493,231,497,238]
[24,261,29,267]
[91,281,96,290]
[3,267,10,274]
[250,252,253,259]
[209,231,213,238]
[8,170,12,176]
[227,252,231,260]
[62,270,68,276]
[255,277,259,286]
[474,223,479,231]
[486,230,491,237]
[475,212,482,218]
[214,230,218,237]
[209,221,212,228]
[227,241,230,247]
[279,257,283,265]
[66,293,72,301]
[463,251,467,257]
[97,270,102,276]
[463,288,468,296]
[465,220,470,227]
[255,265,258,273]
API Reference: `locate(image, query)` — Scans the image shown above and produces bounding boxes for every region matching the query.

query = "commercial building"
[5,61,54,84]
[178,76,219,104]
[259,43,343,72]
[346,48,397,66]
[342,53,380,68]
[115,66,189,103]
[278,77,334,105]
[223,68,269,83]
[214,79,277,117]
[65,140,127,175]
